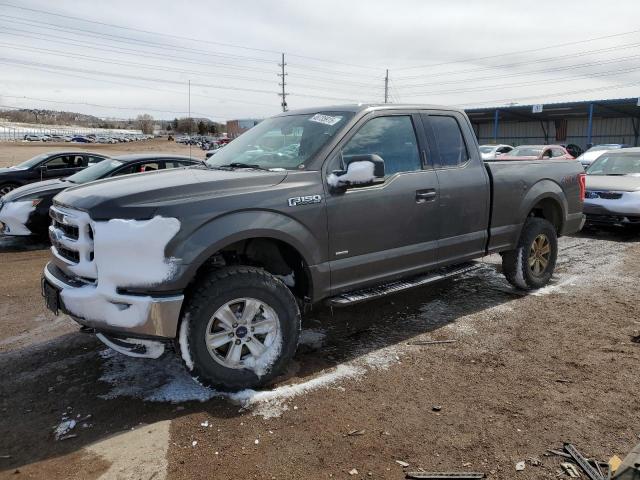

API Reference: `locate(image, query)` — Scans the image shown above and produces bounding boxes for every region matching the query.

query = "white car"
[479,144,514,160]
[577,144,628,170]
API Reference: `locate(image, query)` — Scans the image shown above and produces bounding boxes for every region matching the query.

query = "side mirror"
[327,154,385,190]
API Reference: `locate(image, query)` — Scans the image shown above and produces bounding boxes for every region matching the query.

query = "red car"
[498,144,575,161]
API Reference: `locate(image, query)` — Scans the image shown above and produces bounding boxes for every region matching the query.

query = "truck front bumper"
[42,262,183,339]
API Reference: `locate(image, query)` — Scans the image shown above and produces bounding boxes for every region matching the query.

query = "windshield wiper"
[217,162,268,171]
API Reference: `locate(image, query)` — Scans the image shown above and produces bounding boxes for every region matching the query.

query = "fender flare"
[168,210,324,287]
[518,179,568,232]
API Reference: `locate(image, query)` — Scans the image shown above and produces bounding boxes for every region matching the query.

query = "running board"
[328,262,481,307]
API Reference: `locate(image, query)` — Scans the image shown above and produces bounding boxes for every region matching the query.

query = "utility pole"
[278,53,288,112]
[384,69,389,104]
[188,79,191,158]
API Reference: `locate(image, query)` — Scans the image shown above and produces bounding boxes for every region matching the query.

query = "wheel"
[178,266,301,391]
[0,183,18,197]
[502,217,558,290]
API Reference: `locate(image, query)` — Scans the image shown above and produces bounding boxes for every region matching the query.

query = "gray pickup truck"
[42,104,585,390]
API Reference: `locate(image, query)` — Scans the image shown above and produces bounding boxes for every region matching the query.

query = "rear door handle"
[416,189,437,202]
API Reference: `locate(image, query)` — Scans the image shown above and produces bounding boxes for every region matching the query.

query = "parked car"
[499,144,574,160]
[583,147,640,228]
[0,151,109,197]
[562,144,584,159]
[71,136,92,143]
[42,104,585,391]
[23,134,45,142]
[0,154,201,238]
[479,144,513,160]
[576,144,628,170]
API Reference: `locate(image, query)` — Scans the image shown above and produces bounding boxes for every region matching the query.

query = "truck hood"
[2,179,69,202]
[586,175,640,192]
[54,166,288,219]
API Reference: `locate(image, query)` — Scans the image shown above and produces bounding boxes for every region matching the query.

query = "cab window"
[341,115,421,176]
[427,115,469,168]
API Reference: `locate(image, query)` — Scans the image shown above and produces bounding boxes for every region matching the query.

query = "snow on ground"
[97,236,633,418]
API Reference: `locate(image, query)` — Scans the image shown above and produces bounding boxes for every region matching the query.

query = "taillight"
[578,173,586,201]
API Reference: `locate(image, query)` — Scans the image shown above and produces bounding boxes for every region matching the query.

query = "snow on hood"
[60,216,181,328]
[0,200,36,235]
[586,175,640,192]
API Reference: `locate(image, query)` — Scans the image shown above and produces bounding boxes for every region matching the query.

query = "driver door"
[324,111,440,294]
[40,154,86,180]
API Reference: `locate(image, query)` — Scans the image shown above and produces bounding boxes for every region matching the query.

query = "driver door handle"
[416,189,437,202]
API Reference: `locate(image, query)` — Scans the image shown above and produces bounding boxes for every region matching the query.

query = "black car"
[0,151,109,197]
[0,154,201,238]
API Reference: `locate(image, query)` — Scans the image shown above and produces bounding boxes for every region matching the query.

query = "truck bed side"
[484,159,585,254]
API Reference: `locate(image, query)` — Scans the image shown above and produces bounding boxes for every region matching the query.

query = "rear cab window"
[423,114,470,168]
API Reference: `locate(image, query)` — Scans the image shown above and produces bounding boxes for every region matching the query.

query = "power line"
[395,64,640,98]
[393,41,640,82]
[455,80,640,108]
[394,27,640,71]
[0,2,382,71]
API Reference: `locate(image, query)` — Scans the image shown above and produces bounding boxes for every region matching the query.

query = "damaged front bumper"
[43,262,184,339]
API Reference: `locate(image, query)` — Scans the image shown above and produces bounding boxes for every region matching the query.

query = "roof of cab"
[274,104,467,116]
[109,153,200,162]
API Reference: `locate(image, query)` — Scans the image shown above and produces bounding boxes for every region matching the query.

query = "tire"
[502,217,558,290]
[178,266,301,391]
[0,183,19,197]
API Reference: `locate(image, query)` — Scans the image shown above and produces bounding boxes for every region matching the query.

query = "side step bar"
[327,262,482,307]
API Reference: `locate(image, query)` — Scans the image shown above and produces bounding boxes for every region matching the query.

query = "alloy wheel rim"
[528,234,551,276]
[0,185,15,196]
[205,297,280,370]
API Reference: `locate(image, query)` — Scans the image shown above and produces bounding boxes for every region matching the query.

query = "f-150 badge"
[288,194,322,207]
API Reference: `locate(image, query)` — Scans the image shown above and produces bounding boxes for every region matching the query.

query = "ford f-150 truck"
[42,104,586,390]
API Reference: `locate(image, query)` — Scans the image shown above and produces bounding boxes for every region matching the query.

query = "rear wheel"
[178,266,301,391]
[502,217,558,290]
[0,183,18,197]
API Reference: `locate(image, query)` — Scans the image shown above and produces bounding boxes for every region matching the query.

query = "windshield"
[67,159,124,184]
[479,146,494,154]
[206,112,354,170]
[509,147,542,157]
[14,153,50,169]
[587,154,640,176]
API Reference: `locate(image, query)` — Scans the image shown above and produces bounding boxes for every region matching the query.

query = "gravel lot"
[1,143,639,479]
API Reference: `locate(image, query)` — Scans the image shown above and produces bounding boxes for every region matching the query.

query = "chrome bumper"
[43,263,183,339]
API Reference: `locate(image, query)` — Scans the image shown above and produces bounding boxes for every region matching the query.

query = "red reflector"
[578,173,586,201]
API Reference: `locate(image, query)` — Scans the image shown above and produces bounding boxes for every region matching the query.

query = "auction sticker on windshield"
[309,114,343,126]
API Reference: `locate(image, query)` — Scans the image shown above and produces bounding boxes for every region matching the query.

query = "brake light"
[578,172,586,201]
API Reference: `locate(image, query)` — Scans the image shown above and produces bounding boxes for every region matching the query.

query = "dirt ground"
[1,143,640,479]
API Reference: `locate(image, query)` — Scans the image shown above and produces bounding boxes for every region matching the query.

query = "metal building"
[465,97,640,149]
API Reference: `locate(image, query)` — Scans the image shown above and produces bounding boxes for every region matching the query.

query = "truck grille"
[49,205,97,279]
[585,190,623,200]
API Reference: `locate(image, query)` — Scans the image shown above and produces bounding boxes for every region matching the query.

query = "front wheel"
[0,183,18,197]
[502,217,558,290]
[178,266,301,391]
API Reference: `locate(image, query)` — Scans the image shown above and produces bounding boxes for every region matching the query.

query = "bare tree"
[136,114,154,134]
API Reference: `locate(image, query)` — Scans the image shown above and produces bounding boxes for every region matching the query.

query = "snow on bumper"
[45,211,185,338]
[0,200,35,236]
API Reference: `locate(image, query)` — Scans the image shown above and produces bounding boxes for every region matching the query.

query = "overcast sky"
[1,0,639,122]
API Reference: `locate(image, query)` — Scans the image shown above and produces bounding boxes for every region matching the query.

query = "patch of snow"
[327,161,375,187]
[531,275,578,296]
[275,272,295,287]
[299,328,326,349]
[54,419,76,440]
[513,247,526,288]
[243,327,283,378]
[0,200,35,236]
[60,216,181,329]
[96,333,165,359]
[228,364,365,418]
[178,314,194,371]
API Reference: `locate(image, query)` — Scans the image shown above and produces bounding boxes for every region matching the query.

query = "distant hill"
[0,108,135,129]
